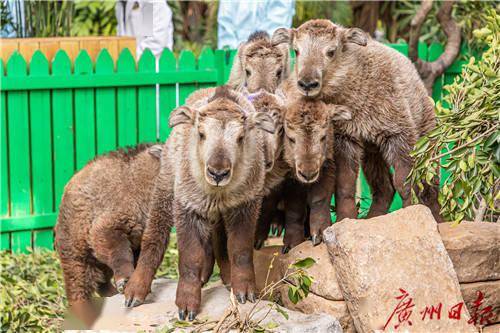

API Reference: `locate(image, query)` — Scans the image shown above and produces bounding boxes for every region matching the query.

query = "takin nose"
[206,155,232,184]
[297,79,320,92]
[297,161,320,183]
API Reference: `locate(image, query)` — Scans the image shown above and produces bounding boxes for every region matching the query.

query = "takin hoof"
[311,234,322,246]
[281,245,291,254]
[115,278,128,294]
[124,296,143,308]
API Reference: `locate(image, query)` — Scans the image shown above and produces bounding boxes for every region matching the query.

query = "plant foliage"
[409,9,499,223]
[71,0,117,37]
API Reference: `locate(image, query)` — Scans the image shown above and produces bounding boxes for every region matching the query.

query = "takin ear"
[227,43,246,89]
[250,112,276,134]
[271,28,293,46]
[343,28,368,46]
[328,105,352,122]
[169,106,195,128]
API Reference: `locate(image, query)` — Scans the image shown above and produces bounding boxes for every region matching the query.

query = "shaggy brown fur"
[247,90,292,249]
[123,86,275,321]
[54,144,162,326]
[274,19,441,222]
[282,98,351,249]
[227,30,291,93]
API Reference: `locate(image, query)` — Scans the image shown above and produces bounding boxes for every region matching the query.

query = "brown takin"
[54,144,162,326]
[273,19,441,222]
[122,86,275,322]
[228,30,291,93]
[246,90,291,250]
[281,97,352,251]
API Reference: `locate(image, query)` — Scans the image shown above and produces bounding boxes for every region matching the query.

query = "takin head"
[228,30,291,93]
[169,86,275,187]
[272,19,368,97]
[284,98,351,184]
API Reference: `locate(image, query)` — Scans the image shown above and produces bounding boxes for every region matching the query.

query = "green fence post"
[158,49,177,142]
[198,47,216,90]
[137,49,156,143]
[117,48,138,148]
[52,50,75,211]
[95,49,117,154]
[0,59,10,250]
[178,50,196,105]
[7,52,32,253]
[74,50,96,170]
[30,51,55,250]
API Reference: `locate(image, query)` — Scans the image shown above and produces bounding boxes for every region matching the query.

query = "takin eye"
[237,135,244,145]
[198,131,206,141]
[287,135,296,144]
[294,48,299,57]
[326,48,336,58]
[276,69,282,78]
[245,69,251,77]
[320,135,327,142]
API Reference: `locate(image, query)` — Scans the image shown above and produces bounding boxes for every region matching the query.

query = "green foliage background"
[410,9,499,223]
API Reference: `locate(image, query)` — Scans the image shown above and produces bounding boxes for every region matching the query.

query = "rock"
[253,246,283,293]
[91,279,343,332]
[482,323,500,333]
[279,286,355,333]
[439,222,500,283]
[278,242,344,301]
[323,205,476,333]
[461,280,499,325]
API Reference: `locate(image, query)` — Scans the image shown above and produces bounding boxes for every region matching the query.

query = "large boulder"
[91,279,343,332]
[253,246,283,293]
[461,280,499,325]
[323,205,476,333]
[439,222,499,283]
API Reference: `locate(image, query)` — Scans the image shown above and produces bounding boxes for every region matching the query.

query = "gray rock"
[323,205,476,333]
[91,279,343,332]
[439,222,500,283]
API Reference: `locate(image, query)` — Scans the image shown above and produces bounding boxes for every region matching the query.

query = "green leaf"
[288,286,299,304]
[292,257,316,269]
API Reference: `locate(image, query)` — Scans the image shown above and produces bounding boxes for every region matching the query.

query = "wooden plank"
[118,39,136,59]
[0,213,57,233]
[29,51,54,215]
[0,233,10,251]
[51,51,75,209]
[197,47,216,90]
[0,40,19,62]
[95,50,117,154]
[178,50,197,105]
[116,48,138,147]
[19,41,40,66]
[2,69,219,91]
[11,230,31,253]
[99,39,119,61]
[0,60,9,217]
[74,50,96,169]
[59,40,80,63]
[137,49,156,143]
[33,229,54,250]
[6,52,31,218]
[39,40,60,64]
[80,39,100,62]
[158,49,177,141]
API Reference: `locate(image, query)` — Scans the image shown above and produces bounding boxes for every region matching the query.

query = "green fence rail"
[0,43,466,252]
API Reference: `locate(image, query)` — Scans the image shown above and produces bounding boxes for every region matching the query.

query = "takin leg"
[283,180,308,253]
[307,159,335,246]
[381,134,414,208]
[418,176,443,222]
[362,144,395,218]
[175,205,212,321]
[212,222,230,286]
[88,215,135,294]
[224,199,260,304]
[254,187,282,250]
[335,136,363,221]
[123,185,173,308]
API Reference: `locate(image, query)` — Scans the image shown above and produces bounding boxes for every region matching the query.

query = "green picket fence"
[0,43,467,253]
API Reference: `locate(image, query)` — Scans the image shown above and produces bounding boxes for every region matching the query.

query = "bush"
[410,9,499,223]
